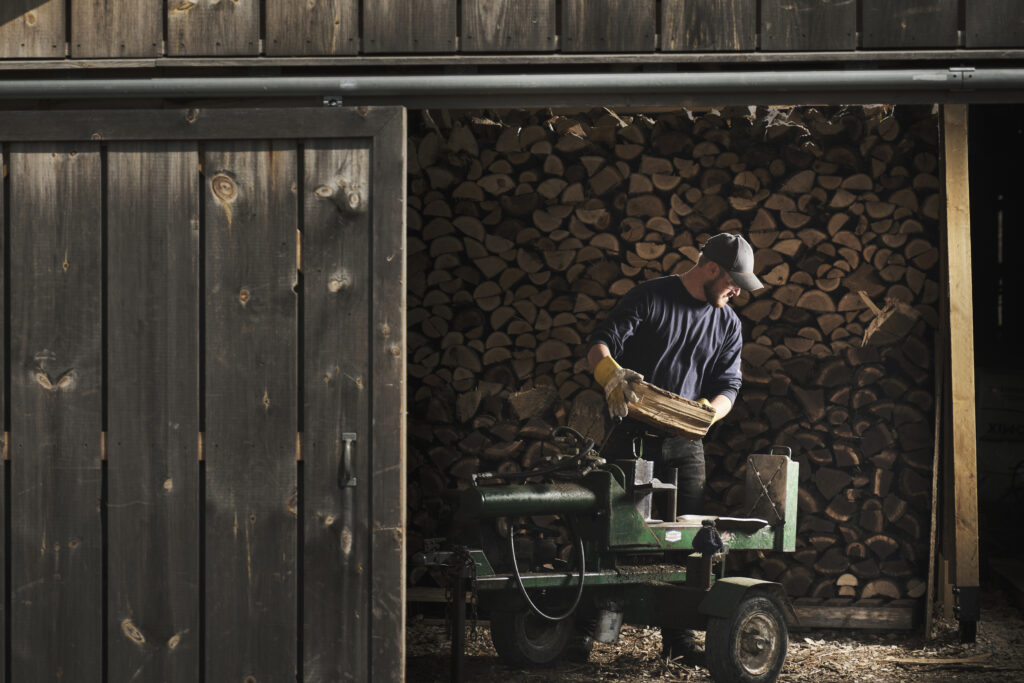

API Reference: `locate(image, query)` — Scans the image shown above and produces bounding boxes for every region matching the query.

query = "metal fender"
[697,577,799,626]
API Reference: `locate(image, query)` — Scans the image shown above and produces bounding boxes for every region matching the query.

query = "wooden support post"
[942,104,980,642]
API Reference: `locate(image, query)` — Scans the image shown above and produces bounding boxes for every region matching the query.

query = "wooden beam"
[942,104,980,632]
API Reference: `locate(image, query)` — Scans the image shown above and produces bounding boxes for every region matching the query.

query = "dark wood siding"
[761,0,857,51]
[1,0,1023,58]
[863,0,958,49]
[0,107,407,683]
[967,0,1024,48]
[363,0,458,54]
[301,139,373,680]
[204,141,299,683]
[167,0,260,56]
[265,0,360,56]
[0,0,64,58]
[106,142,200,683]
[462,0,557,52]
[662,0,757,52]
[561,0,656,52]
[9,143,103,682]
[70,0,162,57]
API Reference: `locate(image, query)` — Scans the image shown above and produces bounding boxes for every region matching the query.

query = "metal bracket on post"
[953,584,980,643]
[339,432,358,488]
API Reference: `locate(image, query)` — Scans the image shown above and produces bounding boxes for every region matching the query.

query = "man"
[585,232,763,662]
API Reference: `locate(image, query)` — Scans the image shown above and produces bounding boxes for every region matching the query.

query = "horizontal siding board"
[168,0,259,56]
[967,0,1024,48]
[70,0,162,57]
[863,0,957,49]
[461,0,557,52]
[265,0,359,56]
[761,0,857,51]
[661,0,757,52]
[363,0,457,54]
[106,142,200,683]
[0,0,64,58]
[9,142,103,682]
[0,108,397,142]
[561,0,656,52]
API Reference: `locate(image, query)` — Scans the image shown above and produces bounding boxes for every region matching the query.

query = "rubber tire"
[705,594,788,683]
[490,609,572,667]
[565,631,595,663]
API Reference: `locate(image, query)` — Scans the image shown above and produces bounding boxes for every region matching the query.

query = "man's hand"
[698,397,719,425]
[594,356,643,419]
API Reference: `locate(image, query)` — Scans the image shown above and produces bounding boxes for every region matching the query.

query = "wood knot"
[390,345,401,357]
[238,289,250,305]
[315,185,333,199]
[380,324,391,337]
[167,634,181,650]
[163,478,174,492]
[25,12,36,25]
[185,108,199,124]
[211,173,237,203]
[121,619,146,645]
[346,192,361,211]
[328,275,350,293]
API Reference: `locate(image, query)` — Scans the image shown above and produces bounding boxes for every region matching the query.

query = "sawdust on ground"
[406,587,1024,682]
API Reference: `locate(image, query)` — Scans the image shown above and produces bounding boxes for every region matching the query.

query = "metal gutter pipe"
[0,67,1022,105]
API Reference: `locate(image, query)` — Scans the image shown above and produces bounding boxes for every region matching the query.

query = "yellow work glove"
[698,397,719,425]
[594,356,643,419]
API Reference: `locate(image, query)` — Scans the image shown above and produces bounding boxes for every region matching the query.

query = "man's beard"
[704,273,731,308]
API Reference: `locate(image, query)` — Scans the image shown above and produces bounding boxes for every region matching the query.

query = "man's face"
[704,266,741,308]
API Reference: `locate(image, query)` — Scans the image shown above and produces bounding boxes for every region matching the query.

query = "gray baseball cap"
[702,233,764,291]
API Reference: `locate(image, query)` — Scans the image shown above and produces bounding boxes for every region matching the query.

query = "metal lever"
[339,432,358,488]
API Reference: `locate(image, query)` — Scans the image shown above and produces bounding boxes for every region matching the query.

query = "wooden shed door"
[0,107,406,682]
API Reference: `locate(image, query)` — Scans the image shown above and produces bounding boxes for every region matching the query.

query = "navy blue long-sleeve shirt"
[587,275,743,404]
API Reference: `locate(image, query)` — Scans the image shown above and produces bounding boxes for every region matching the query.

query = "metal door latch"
[339,432,358,488]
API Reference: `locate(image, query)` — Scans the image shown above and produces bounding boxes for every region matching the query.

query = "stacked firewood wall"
[406,105,940,602]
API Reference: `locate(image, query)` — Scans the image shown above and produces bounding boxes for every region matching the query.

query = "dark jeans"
[600,418,705,519]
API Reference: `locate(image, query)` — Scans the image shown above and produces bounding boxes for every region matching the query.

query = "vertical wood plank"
[363,0,457,54]
[0,145,5,678]
[9,143,102,682]
[167,0,259,56]
[369,109,407,683]
[265,0,358,56]
[561,0,656,52]
[661,0,757,52]
[863,0,957,48]
[204,142,298,682]
[301,140,372,682]
[70,0,162,57]
[966,0,1024,48]
[106,142,200,683]
[0,0,64,58]
[942,105,980,593]
[761,0,857,51]
[461,0,557,52]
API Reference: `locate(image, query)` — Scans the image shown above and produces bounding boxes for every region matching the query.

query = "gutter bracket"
[949,66,976,89]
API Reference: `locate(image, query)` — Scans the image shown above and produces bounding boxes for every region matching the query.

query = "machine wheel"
[705,593,788,683]
[490,609,572,666]
[565,630,595,663]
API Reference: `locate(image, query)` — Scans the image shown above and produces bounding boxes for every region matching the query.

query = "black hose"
[507,518,586,622]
